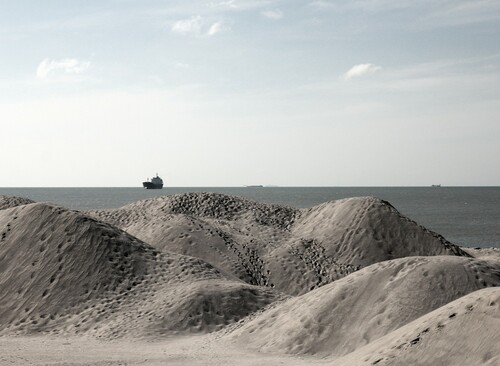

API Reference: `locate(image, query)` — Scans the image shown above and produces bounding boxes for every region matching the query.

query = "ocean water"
[0,187,499,248]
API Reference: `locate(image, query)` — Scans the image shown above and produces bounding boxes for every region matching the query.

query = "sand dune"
[0,193,497,365]
[0,195,35,210]
[88,193,354,295]
[292,196,469,266]
[0,202,281,338]
[228,255,500,358]
[334,287,500,365]
[89,193,468,295]
[463,246,500,262]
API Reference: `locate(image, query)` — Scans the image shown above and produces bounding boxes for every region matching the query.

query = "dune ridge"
[292,196,468,266]
[88,192,468,295]
[0,202,281,338]
[0,195,35,210]
[0,193,497,365]
[334,287,500,365]
[227,255,500,357]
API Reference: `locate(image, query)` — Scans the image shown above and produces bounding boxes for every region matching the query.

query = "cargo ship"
[143,174,163,189]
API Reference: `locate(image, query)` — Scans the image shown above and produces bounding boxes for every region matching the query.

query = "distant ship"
[245,185,264,188]
[143,174,163,189]
[431,184,441,187]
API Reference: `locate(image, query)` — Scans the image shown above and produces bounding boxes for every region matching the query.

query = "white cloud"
[171,16,226,37]
[171,15,203,35]
[36,58,91,81]
[343,63,381,80]
[207,21,223,36]
[261,9,283,19]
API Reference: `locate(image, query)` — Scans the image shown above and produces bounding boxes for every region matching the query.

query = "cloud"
[171,16,227,37]
[171,15,203,35]
[261,9,283,19]
[207,21,223,35]
[343,63,381,80]
[36,58,91,81]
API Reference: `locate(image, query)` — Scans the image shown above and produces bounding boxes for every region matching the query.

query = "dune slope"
[292,196,468,267]
[0,194,497,365]
[88,193,469,295]
[334,287,500,366]
[0,202,281,338]
[228,255,500,358]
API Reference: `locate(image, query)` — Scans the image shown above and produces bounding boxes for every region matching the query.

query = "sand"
[0,195,35,210]
[87,193,468,295]
[1,193,498,365]
[0,202,281,338]
[333,287,500,365]
[227,256,500,358]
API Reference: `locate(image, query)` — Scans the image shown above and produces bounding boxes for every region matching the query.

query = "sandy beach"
[1,193,499,365]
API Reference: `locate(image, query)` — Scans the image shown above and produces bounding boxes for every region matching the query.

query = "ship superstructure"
[143,174,163,189]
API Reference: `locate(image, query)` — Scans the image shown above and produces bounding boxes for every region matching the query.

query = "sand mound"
[463,246,500,262]
[0,194,497,364]
[0,203,281,338]
[0,195,35,210]
[334,287,500,366]
[292,196,469,267]
[88,193,355,295]
[91,192,297,231]
[88,193,468,295]
[228,255,500,358]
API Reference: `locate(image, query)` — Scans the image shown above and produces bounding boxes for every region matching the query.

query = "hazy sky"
[1,0,499,187]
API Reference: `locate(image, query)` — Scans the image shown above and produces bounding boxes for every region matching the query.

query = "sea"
[1,187,499,249]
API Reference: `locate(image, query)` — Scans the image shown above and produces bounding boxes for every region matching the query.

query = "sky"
[0,0,499,187]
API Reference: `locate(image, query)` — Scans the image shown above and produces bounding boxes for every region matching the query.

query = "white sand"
[334,287,500,365]
[228,256,500,358]
[0,195,35,210]
[88,193,468,295]
[0,202,280,338]
[0,193,498,365]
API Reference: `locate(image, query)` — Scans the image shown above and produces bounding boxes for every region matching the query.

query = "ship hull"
[143,182,163,189]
